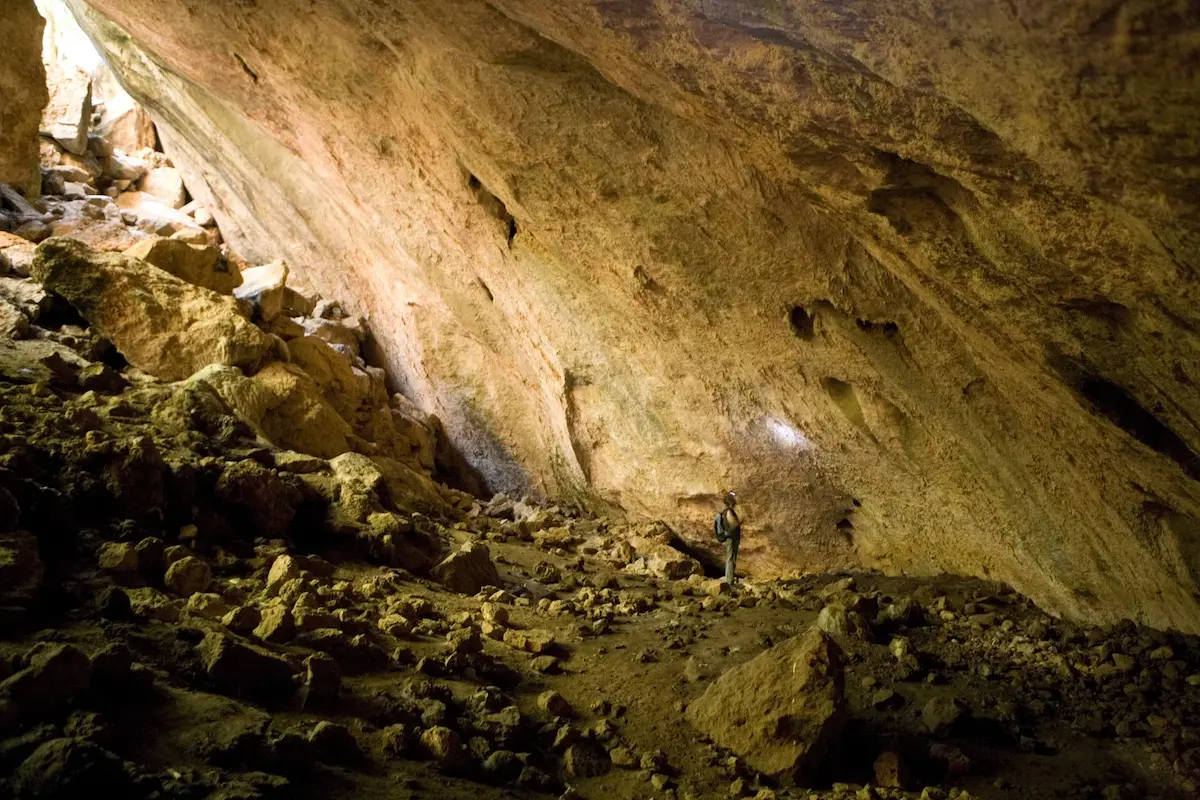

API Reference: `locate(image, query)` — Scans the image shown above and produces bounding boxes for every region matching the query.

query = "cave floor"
[3,522,1198,800]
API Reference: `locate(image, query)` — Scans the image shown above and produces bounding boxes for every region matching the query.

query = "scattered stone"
[539,690,574,718]
[564,741,612,778]
[164,556,212,597]
[11,738,131,797]
[922,696,966,734]
[234,259,289,322]
[96,541,138,576]
[196,631,297,701]
[254,604,295,644]
[421,725,466,769]
[0,644,92,730]
[185,593,231,620]
[432,541,502,594]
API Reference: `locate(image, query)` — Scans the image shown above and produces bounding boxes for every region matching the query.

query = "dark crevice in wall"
[1052,352,1200,481]
[233,53,259,83]
[1076,374,1200,481]
[855,317,900,338]
[788,305,815,340]
[466,173,518,248]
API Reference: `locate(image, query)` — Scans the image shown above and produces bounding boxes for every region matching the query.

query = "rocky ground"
[1,107,1200,800]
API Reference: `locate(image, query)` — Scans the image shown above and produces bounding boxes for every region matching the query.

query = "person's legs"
[725,533,740,585]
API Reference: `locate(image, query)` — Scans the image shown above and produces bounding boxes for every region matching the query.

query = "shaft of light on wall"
[764,416,812,451]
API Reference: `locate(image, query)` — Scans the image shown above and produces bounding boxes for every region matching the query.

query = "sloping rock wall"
[0,1,48,195]
[65,0,1200,631]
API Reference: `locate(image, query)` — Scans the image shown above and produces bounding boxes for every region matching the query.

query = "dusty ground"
[3,505,1199,800]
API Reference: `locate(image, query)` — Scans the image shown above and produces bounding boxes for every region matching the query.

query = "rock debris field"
[0,35,1199,800]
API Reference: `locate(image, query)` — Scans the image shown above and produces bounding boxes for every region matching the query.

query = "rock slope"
[53,0,1200,632]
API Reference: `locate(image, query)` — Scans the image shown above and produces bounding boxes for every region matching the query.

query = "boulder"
[0,0,48,196]
[432,542,501,595]
[684,627,845,783]
[115,190,203,237]
[0,232,36,277]
[11,738,131,798]
[136,166,187,209]
[196,631,298,702]
[0,530,43,608]
[123,235,242,294]
[32,238,273,381]
[816,602,875,643]
[96,103,157,154]
[40,63,92,156]
[0,644,92,730]
[164,556,212,597]
[234,260,289,321]
[214,459,300,539]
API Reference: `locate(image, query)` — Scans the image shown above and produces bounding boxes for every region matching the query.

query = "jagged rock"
[101,151,148,182]
[685,627,845,782]
[115,191,202,238]
[96,103,157,155]
[32,238,272,381]
[41,63,92,156]
[538,690,573,718]
[127,587,181,623]
[309,720,360,766]
[196,630,298,700]
[563,742,611,778]
[0,338,87,387]
[817,602,875,643]
[221,605,261,634]
[96,542,138,576]
[254,604,295,644]
[11,738,131,798]
[137,166,187,209]
[189,363,353,459]
[215,459,301,539]
[123,235,242,294]
[432,542,501,594]
[0,530,42,608]
[300,653,341,708]
[0,644,92,731]
[164,556,212,597]
[922,696,966,734]
[0,232,36,277]
[185,593,231,620]
[234,260,289,322]
[420,726,466,768]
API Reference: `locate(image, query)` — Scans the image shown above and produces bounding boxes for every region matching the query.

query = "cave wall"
[0,0,48,195]
[64,0,1200,631]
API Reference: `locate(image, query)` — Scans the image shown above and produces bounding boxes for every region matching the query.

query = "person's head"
[724,491,737,509]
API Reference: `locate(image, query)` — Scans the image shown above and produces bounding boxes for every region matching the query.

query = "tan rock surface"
[67,0,1200,630]
[32,237,273,381]
[124,235,242,294]
[40,62,92,157]
[685,627,845,782]
[0,1,48,196]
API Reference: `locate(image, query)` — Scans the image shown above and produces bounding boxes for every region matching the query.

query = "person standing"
[714,491,743,587]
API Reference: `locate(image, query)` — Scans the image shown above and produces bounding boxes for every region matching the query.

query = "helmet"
[724,491,737,508]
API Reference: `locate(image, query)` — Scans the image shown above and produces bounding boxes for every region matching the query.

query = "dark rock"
[922,696,967,734]
[0,644,92,731]
[11,738,131,799]
[95,587,132,621]
[563,741,611,778]
[308,721,360,767]
[196,631,298,702]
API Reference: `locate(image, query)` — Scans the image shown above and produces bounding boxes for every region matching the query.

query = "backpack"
[713,511,728,543]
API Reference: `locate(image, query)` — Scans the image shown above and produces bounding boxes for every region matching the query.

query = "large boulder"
[137,166,187,209]
[40,63,92,157]
[0,1,48,196]
[234,259,288,321]
[685,627,845,783]
[432,542,501,594]
[188,363,352,458]
[31,238,273,381]
[123,235,242,294]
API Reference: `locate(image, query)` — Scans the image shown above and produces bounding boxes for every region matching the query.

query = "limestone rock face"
[41,62,93,157]
[0,1,48,196]
[67,0,1200,630]
[32,237,273,381]
[685,627,845,782]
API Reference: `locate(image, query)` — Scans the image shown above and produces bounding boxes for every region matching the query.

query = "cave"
[1,1,1199,798]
